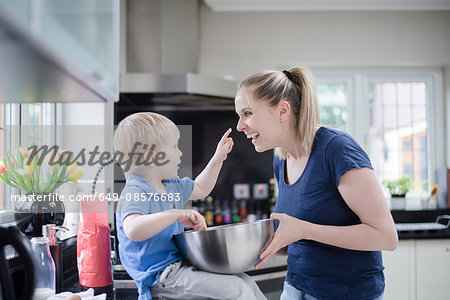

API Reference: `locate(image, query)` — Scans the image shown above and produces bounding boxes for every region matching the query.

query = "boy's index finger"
[220,128,232,142]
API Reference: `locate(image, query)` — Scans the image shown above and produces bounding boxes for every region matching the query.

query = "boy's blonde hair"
[114,112,179,174]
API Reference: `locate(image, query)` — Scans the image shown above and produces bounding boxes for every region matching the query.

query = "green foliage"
[382,176,412,196]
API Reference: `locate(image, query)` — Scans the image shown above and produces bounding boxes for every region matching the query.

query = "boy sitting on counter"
[114,112,266,300]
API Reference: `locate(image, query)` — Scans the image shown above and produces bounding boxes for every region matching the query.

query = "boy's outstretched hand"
[188,128,234,200]
[177,210,207,231]
[213,128,234,162]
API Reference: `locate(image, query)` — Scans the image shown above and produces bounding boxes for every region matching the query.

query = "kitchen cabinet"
[0,0,119,102]
[383,238,450,300]
[416,240,450,300]
[383,240,416,300]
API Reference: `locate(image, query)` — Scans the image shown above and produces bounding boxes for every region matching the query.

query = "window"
[316,82,349,132]
[0,103,17,211]
[313,68,444,197]
[0,103,58,211]
[0,104,5,209]
[20,103,57,147]
[368,81,428,194]
[402,138,413,153]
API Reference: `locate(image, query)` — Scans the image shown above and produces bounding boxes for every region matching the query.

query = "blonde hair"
[113,112,179,173]
[239,67,320,158]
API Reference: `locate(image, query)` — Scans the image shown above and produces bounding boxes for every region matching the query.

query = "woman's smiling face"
[235,88,282,152]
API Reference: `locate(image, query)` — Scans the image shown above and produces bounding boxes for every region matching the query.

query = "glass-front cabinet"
[0,0,119,102]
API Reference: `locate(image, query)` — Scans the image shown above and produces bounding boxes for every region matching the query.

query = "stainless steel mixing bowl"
[173,219,275,274]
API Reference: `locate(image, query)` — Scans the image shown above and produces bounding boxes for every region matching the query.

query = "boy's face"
[155,133,182,180]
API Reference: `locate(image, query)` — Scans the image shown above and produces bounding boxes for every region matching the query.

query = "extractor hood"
[120,0,237,106]
[120,73,237,105]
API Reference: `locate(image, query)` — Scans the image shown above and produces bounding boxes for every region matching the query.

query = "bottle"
[205,196,214,226]
[198,198,206,219]
[268,178,277,214]
[214,199,223,226]
[231,199,240,223]
[256,201,263,220]
[247,201,257,223]
[42,224,69,293]
[239,200,248,223]
[222,200,232,224]
[31,237,56,300]
[191,199,199,212]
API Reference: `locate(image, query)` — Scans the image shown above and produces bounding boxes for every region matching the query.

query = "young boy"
[114,112,266,300]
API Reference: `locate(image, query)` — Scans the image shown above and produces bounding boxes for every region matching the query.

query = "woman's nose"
[236,118,246,132]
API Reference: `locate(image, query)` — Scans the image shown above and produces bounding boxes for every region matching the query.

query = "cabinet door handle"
[446,247,450,252]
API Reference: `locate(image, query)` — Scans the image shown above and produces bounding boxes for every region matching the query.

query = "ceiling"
[203,0,450,11]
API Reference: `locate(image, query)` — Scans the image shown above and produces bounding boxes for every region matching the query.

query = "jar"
[30,237,56,300]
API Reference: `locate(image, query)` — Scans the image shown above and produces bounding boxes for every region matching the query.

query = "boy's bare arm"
[190,129,234,200]
[123,209,206,241]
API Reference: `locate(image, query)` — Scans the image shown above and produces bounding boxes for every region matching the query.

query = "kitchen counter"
[397,229,450,239]
[59,209,450,299]
[391,208,450,223]
[391,208,450,239]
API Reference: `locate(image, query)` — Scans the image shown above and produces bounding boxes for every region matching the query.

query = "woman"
[234,67,398,300]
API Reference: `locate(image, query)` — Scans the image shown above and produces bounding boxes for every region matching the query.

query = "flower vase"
[14,193,65,237]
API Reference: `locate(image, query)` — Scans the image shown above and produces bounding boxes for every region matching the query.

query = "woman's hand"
[255,213,310,268]
[212,128,234,163]
[177,210,207,231]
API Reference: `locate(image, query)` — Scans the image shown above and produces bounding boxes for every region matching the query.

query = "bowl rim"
[174,218,274,237]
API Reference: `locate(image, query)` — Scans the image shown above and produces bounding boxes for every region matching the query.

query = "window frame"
[311,67,445,190]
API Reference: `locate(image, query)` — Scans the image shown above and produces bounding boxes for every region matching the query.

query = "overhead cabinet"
[0,0,119,103]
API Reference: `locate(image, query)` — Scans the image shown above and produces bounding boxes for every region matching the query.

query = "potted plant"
[382,176,412,197]
[382,176,412,210]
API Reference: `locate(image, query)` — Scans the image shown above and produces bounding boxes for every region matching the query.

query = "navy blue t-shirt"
[273,127,384,300]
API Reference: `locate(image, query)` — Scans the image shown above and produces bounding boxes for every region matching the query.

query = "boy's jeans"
[280,281,385,300]
[150,261,266,300]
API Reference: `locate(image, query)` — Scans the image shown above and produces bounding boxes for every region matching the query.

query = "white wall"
[60,102,112,195]
[57,102,115,236]
[198,8,450,78]
[198,7,450,166]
